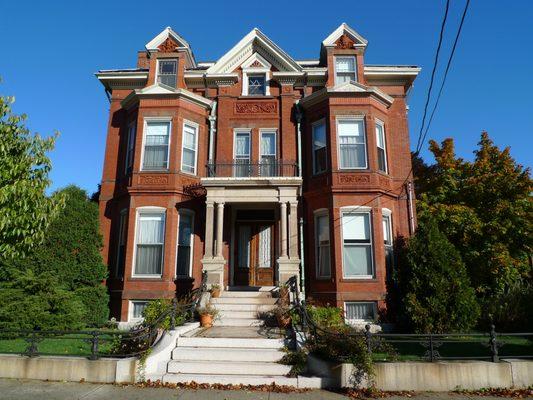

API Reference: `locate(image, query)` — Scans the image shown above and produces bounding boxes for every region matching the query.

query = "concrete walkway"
[0,379,519,399]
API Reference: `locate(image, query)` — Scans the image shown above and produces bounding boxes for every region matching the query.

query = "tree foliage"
[0,94,63,260]
[397,217,480,333]
[414,132,532,325]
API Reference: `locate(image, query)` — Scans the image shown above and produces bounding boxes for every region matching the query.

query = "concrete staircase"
[210,288,277,327]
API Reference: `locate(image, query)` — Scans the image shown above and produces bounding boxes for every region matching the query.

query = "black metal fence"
[0,272,207,360]
[206,160,298,178]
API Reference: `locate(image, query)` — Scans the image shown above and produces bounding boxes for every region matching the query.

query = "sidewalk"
[0,379,522,399]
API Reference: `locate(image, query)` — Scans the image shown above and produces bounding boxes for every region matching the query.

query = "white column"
[280,202,288,258]
[216,202,225,258]
[289,201,299,259]
[204,201,214,259]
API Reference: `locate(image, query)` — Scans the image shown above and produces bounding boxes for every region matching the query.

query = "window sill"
[129,276,163,281]
[238,95,275,99]
[140,169,169,173]
[340,277,377,283]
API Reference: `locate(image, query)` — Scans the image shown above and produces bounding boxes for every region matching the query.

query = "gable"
[322,23,368,48]
[207,28,301,74]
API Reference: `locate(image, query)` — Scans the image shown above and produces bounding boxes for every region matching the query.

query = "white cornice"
[95,71,148,90]
[300,81,393,108]
[121,84,213,109]
[322,23,368,47]
[364,66,421,77]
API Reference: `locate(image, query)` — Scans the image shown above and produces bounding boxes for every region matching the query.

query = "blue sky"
[1,0,531,194]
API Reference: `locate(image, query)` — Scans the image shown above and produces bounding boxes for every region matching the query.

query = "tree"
[0,94,63,260]
[414,132,532,324]
[0,186,109,328]
[397,217,480,333]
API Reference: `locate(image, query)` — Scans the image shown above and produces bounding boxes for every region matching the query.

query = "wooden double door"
[233,221,275,286]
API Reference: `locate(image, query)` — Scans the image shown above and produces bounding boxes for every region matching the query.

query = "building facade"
[96,24,419,323]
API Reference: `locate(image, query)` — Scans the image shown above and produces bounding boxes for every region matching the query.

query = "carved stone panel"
[158,38,178,53]
[338,174,371,185]
[335,34,355,49]
[138,175,169,185]
[234,102,278,114]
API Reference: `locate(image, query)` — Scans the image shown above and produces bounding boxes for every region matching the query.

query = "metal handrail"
[206,159,298,178]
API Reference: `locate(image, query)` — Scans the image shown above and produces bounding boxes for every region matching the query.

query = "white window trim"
[314,208,331,279]
[156,58,178,88]
[259,128,277,158]
[125,121,136,174]
[312,119,327,175]
[175,209,195,279]
[375,119,388,174]
[334,55,357,85]
[131,206,166,278]
[140,117,172,172]
[128,300,149,322]
[233,128,252,159]
[115,208,128,277]
[336,116,368,170]
[340,206,374,280]
[344,301,377,324]
[180,120,199,175]
[242,69,271,96]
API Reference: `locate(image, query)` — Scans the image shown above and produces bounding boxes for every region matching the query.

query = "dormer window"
[335,56,357,85]
[157,59,177,88]
[248,75,266,96]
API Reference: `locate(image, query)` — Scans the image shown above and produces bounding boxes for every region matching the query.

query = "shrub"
[75,286,109,328]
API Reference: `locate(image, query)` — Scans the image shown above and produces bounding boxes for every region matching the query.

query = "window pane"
[135,213,164,275]
[346,302,375,321]
[158,60,177,88]
[248,75,265,95]
[313,122,327,173]
[316,214,330,277]
[136,245,163,275]
[382,216,391,244]
[138,214,164,244]
[261,133,276,156]
[257,226,271,268]
[182,149,195,173]
[377,148,387,172]
[375,124,385,148]
[336,57,355,72]
[338,120,366,169]
[132,302,148,319]
[183,125,196,149]
[343,213,370,241]
[235,133,250,156]
[143,122,169,170]
[177,212,193,277]
[178,213,192,246]
[343,245,372,276]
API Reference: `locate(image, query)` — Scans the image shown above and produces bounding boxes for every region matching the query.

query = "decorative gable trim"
[241,53,271,71]
[323,23,368,48]
[145,27,197,68]
[121,84,213,110]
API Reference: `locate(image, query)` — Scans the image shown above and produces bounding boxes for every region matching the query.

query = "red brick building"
[96,24,419,324]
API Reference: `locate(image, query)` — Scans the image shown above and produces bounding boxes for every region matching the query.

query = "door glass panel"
[237,225,251,268]
[257,225,271,268]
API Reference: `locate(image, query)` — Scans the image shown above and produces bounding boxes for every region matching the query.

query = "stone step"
[213,303,276,312]
[213,318,264,327]
[172,346,284,362]
[226,286,276,292]
[218,310,263,319]
[177,336,285,349]
[219,291,273,298]
[162,373,298,387]
[211,297,277,305]
[167,360,292,376]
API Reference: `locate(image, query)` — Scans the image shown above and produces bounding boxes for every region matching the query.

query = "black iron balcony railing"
[206,159,298,178]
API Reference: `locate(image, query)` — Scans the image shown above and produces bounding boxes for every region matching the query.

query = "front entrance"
[234,221,275,286]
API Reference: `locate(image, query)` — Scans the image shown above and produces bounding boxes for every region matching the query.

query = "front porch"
[200,176,302,289]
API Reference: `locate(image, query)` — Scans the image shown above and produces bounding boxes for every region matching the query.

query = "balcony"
[205,160,298,178]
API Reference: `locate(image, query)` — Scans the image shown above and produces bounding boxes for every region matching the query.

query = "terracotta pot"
[277,314,291,328]
[200,314,213,328]
[211,288,221,298]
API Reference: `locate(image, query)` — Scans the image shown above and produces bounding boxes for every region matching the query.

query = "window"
[125,122,136,174]
[176,210,194,277]
[234,131,251,177]
[130,300,149,321]
[181,122,198,174]
[134,211,165,276]
[382,213,394,278]
[345,302,376,323]
[337,118,367,169]
[260,131,276,177]
[115,209,127,277]
[142,120,170,170]
[247,74,266,96]
[157,59,177,88]
[335,56,357,84]
[342,211,373,278]
[315,212,331,278]
[375,120,388,173]
[312,120,327,174]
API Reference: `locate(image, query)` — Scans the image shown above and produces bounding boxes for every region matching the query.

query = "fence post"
[89,331,100,360]
[170,297,177,330]
[490,324,499,363]
[26,332,39,357]
[429,334,434,362]
[364,324,373,356]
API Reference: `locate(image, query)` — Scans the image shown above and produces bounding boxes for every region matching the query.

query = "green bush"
[74,286,109,328]
[290,305,344,329]
[396,217,480,333]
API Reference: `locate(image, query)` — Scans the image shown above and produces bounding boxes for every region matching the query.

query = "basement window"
[345,302,376,323]
[130,300,149,321]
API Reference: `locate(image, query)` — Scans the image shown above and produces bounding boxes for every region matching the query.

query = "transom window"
[335,56,357,84]
[157,59,177,88]
[142,120,170,171]
[342,211,373,278]
[375,120,388,173]
[337,118,367,169]
[345,302,376,323]
[312,120,327,174]
[315,212,331,278]
[176,210,194,278]
[181,122,198,175]
[247,75,266,96]
[134,211,165,276]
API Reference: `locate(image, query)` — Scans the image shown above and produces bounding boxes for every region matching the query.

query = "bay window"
[115,209,127,277]
[335,56,357,84]
[157,59,177,88]
[337,118,367,169]
[376,120,388,173]
[176,210,194,278]
[142,120,170,171]
[315,212,331,278]
[312,120,327,174]
[134,211,165,276]
[181,122,198,174]
[342,210,373,278]
[125,121,136,174]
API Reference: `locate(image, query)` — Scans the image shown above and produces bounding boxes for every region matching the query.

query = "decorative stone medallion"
[139,175,169,185]
[234,102,278,114]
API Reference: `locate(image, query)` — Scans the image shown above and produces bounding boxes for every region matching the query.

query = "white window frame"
[115,208,128,277]
[132,207,166,278]
[125,121,136,174]
[156,58,178,88]
[129,300,149,322]
[375,119,388,174]
[180,120,199,175]
[336,116,368,170]
[259,129,277,176]
[340,206,374,280]
[344,301,377,324]
[175,209,195,278]
[312,119,327,175]
[334,56,357,85]
[233,129,252,177]
[314,209,331,279]
[140,117,172,172]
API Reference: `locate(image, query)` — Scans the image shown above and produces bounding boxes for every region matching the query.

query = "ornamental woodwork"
[234,102,278,114]
[158,38,178,53]
[335,34,355,49]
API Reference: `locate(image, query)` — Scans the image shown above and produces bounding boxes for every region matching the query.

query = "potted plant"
[273,305,291,328]
[210,284,221,298]
[197,305,218,328]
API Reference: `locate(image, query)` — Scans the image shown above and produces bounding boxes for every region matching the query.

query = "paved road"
[0,379,526,399]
